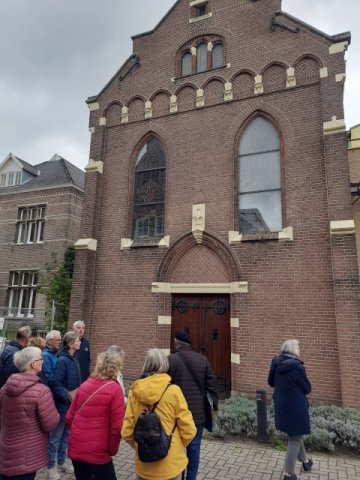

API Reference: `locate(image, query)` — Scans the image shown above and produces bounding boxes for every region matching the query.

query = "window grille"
[132,138,166,240]
[15,205,46,244]
[8,271,38,317]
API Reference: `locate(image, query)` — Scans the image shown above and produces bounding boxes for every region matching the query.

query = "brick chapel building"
[70,0,360,407]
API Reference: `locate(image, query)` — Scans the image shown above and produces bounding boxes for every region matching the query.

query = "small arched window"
[133,137,166,240]
[197,43,208,73]
[182,52,193,76]
[212,44,224,68]
[238,117,282,233]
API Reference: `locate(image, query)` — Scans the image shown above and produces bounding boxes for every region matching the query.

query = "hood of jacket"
[275,354,304,375]
[2,372,40,397]
[130,373,171,406]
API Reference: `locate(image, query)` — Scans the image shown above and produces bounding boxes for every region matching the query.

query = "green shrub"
[213,395,257,438]
[211,394,360,453]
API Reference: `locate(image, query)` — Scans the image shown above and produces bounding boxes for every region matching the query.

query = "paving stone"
[34,437,360,480]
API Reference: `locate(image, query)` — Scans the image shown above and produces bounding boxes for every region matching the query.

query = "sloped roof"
[0,154,85,195]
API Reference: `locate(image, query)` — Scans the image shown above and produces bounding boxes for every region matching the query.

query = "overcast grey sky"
[1,0,359,169]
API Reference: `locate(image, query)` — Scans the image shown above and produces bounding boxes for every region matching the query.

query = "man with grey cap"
[168,330,218,480]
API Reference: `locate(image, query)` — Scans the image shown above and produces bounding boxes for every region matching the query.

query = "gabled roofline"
[131,0,181,40]
[276,12,351,44]
[86,54,140,103]
[0,153,40,176]
[0,153,23,171]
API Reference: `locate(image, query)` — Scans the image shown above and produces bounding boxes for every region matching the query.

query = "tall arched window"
[238,117,282,233]
[197,43,208,73]
[212,44,224,68]
[133,137,166,240]
[182,52,193,76]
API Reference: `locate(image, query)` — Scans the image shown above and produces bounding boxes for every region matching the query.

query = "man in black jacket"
[72,320,90,382]
[168,330,218,480]
[0,325,32,387]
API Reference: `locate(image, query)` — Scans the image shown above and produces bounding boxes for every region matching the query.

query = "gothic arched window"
[238,117,282,233]
[182,52,193,76]
[133,137,166,240]
[197,42,208,73]
[212,43,224,68]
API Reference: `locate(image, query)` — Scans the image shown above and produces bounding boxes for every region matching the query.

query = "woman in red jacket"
[66,349,125,480]
[0,346,59,480]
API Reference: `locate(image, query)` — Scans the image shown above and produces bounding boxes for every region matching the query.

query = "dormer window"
[0,171,22,187]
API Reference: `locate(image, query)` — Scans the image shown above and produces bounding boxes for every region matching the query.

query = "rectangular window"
[15,205,46,244]
[0,171,22,187]
[8,271,38,317]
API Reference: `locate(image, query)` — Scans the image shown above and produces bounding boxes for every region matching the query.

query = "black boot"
[302,458,313,472]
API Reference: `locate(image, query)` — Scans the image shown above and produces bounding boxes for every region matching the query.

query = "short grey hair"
[46,330,61,342]
[280,339,299,355]
[73,320,85,328]
[141,348,169,376]
[108,345,125,360]
[63,331,78,349]
[14,347,42,372]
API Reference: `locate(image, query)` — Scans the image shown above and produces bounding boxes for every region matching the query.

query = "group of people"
[0,322,313,480]
[0,326,219,480]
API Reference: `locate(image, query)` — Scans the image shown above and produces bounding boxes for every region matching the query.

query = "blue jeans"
[48,415,69,468]
[186,425,204,480]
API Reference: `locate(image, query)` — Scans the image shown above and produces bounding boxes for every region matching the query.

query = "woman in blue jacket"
[268,339,313,480]
[48,331,81,479]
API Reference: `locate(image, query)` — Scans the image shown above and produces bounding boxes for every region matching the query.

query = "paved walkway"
[36,437,360,480]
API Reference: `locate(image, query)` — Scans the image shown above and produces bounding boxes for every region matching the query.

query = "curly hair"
[92,350,123,380]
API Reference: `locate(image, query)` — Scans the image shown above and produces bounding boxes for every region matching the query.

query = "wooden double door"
[171,294,231,398]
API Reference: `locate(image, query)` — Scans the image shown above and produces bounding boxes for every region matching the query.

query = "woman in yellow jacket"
[122,348,196,480]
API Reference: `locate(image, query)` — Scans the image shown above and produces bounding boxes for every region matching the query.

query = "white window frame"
[0,171,22,187]
[15,205,46,244]
[8,271,38,317]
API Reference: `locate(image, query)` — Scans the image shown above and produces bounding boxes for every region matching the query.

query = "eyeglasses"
[34,357,43,362]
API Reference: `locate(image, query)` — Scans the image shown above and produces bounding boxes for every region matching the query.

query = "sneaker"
[57,460,74,474]
[46,467,60,480]
[283,474,297,480]
[302,458,313,472]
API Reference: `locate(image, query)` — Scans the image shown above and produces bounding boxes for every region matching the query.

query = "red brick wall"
[70,0,360,405]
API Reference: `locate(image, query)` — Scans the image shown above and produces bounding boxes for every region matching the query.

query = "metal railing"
[0,303,68,353]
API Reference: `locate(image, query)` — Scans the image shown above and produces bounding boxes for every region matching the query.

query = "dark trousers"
[0,473,36,480]
[72,460,117,480]
[186,424,204,480]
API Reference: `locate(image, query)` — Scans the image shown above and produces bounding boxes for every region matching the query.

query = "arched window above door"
[132,137,166,240]
[238,117,282,233]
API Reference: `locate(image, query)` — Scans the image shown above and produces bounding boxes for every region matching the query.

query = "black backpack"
[134,384,176,462]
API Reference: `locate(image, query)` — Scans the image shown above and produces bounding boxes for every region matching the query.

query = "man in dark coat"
[268,339,313,480]
[0,325,31,387]
[168,330,218,480]
[72,320,90,382]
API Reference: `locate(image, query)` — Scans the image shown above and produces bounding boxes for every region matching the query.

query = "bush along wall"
[211,394,360,453]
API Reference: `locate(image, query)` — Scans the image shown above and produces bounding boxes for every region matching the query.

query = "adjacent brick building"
[70,0,360,407]
[0,153,84,334]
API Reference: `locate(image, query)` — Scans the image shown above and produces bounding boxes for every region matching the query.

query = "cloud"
[1,0,359,167]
